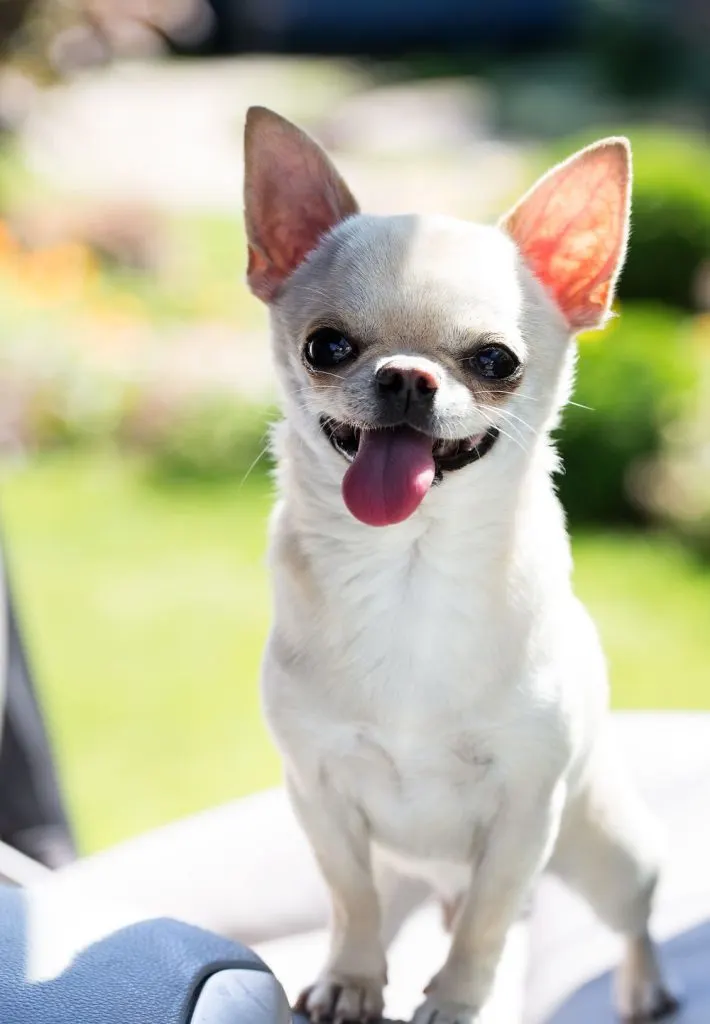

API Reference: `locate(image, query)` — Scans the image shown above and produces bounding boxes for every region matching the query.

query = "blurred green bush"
[633,315,710,557]
[545,128,710,311]
[141,395,275,483]
[621,132,710,310]
[0,308,275,483]
[556,304,695,525]
[542,126,710,532]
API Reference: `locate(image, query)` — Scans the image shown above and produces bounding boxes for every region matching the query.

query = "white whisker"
[239,440,272,486]
[488,406,537,436]
[478,404,530,454]
[487,391,539,403]
[309,368,347,382]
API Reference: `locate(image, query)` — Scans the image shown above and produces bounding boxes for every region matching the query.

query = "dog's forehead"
[281,214,525,340]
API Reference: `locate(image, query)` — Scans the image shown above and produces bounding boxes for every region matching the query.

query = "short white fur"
[244,108,675,1024]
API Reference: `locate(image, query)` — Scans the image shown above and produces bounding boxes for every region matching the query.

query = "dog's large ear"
[243,106,359,302]
[500,138,631,331]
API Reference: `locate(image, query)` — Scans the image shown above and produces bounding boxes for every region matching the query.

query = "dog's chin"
[319,416,499,481]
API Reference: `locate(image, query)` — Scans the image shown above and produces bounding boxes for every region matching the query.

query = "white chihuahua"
[243,107,676,1024]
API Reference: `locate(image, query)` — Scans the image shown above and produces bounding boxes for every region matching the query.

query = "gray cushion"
[0,885,287,1024]
[545,921,708,1023]
[193,969,291,1023]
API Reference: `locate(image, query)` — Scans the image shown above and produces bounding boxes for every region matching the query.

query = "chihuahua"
[243,107,676,1024]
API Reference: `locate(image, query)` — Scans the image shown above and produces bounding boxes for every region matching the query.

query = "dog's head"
[244,107,630,527]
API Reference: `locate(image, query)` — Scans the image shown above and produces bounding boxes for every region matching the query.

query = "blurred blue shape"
[209,0,580,54]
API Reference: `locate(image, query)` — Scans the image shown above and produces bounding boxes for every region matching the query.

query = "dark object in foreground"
[0,547,76,869]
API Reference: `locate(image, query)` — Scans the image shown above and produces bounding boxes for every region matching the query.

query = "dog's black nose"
[375,364,438,405]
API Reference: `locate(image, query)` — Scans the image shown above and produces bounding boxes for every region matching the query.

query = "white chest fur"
[262,469,575,870]
[315,719,503,866]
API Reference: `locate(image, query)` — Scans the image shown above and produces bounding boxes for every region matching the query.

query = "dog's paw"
[295,973,385,1022]
[411,995,481,1024]
[616,987,679,1023]
[615,936,680,1022]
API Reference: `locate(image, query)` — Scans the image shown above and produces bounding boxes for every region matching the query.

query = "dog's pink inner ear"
[502,140,630,331]
[244,107,359,302]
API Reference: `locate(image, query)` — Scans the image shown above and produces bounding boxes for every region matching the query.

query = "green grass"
[572,532,710,708]
[0,451,280,853]
[1,452,709,854]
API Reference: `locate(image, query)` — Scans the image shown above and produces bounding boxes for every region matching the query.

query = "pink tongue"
[342,427,436,527]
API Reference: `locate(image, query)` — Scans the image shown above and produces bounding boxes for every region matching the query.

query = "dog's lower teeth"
[435,440,464,459]
[321,417,497,471]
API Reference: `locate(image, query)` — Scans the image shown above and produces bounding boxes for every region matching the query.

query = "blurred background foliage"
[0,0,709,850]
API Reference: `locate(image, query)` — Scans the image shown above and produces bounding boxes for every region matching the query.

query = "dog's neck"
[273,409,563,567]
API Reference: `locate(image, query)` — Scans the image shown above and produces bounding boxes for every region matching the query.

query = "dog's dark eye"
[469,344,520,381]
[304,328,357,370]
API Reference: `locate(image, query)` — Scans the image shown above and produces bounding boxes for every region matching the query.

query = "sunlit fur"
[247,112,673,1024]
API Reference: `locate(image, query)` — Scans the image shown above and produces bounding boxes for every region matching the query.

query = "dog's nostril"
[376,367,405,394]
[376,366,438,398]
[415,371,438,395]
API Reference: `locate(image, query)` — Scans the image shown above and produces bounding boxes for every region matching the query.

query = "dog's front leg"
[288,776,387,1023]
[413,781,566,1024]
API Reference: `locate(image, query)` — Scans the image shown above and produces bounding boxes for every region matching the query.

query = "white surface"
[47,788,330,945]
[23,713,710,1021]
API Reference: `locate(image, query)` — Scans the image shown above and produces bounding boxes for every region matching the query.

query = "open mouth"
[319,417,500,528]
[320,417,499,478]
